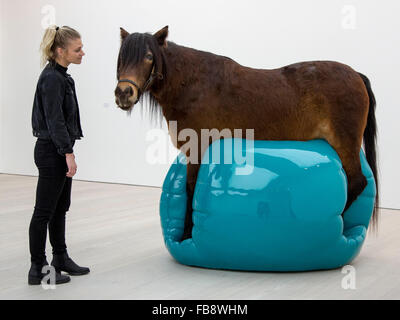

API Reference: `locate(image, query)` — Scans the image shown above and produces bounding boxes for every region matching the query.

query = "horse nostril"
[115,86,122,95]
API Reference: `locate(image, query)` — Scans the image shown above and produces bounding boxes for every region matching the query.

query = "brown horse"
[115,26,379,240]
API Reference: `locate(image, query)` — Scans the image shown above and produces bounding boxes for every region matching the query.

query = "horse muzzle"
[114,85,139,110]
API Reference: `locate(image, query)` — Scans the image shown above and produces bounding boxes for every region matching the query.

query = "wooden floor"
[0,173,399,300]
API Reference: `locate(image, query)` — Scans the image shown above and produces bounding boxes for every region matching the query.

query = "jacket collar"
[48,60,69,76]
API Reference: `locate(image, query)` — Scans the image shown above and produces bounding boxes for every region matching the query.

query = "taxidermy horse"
[115,26,378,241]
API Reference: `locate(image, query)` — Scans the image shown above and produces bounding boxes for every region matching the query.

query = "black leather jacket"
[32,60,83,156]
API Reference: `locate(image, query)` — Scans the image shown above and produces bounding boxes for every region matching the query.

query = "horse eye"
[146,54,153,61]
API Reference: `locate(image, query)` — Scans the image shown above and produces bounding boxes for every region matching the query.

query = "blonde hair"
[39,25,81,68]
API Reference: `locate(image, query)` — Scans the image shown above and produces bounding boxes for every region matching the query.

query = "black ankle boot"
[51,253,90,276]
[28,261,71,285]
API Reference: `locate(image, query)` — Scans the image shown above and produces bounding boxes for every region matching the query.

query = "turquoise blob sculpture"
[160,139,376,271]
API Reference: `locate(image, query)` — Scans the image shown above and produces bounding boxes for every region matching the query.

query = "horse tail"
[358,72,379,231]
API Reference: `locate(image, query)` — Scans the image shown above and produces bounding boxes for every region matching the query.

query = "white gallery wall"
[0,0,399,209]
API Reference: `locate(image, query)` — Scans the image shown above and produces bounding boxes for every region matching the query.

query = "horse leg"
[343,158,367,211]
[181,163,200,241]
[330,142,367,213]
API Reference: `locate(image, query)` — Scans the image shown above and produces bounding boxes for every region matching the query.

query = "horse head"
[115,26,167,111]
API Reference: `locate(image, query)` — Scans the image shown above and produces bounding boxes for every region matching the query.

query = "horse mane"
[135,92,164,128]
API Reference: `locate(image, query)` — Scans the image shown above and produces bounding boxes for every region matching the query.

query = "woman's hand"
[65,153,77,177]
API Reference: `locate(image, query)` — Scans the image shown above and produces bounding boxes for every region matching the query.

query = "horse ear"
[120,27,129,42]
[154,26,168,47]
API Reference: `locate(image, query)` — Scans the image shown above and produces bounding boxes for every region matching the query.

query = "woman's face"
[58,38,85,65]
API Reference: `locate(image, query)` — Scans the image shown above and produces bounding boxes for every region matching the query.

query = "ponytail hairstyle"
[39,25,81,68]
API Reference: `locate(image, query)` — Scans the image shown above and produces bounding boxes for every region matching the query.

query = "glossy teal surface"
[160,139,376,271]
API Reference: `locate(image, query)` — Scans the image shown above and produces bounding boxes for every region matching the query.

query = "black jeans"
[29,139,74,264]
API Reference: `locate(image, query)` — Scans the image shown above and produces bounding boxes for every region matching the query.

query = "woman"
[29,25,89,285]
